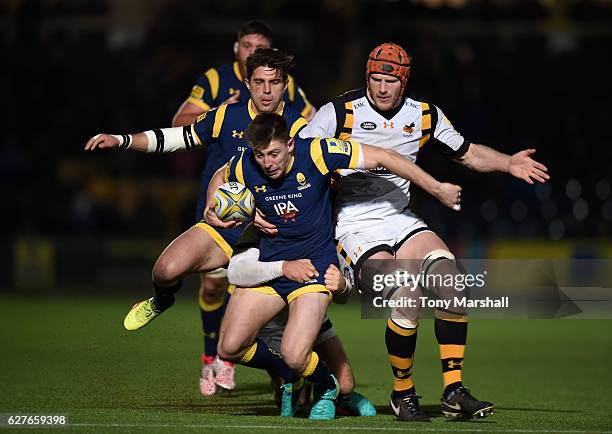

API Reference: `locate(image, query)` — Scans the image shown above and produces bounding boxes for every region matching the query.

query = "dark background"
[2,0,611,290]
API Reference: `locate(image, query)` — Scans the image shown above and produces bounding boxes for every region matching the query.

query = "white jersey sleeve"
[298,101,337,139]
[432,105,470,156]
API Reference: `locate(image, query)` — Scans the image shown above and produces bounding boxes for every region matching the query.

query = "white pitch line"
[70,423,612,433]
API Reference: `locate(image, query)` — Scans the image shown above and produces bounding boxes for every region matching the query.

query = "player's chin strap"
[142,126,199,153]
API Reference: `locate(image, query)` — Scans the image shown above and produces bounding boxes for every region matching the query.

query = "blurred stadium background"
[3,0,612,292]
[1,1,611,431]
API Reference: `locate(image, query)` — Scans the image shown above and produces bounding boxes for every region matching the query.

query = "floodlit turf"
[1,292,611,433]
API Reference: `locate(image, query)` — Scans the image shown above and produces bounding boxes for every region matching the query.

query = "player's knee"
[281,347,309,373]
[217,335,248,363]
[153,257,184,285]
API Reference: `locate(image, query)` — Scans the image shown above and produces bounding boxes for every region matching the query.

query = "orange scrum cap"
[366,42,411,95]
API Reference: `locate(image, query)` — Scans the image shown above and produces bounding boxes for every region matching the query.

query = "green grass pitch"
[1,292,611,433]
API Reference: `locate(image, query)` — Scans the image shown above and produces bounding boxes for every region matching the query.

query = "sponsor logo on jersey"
[360,121,377,130]
[228,87,239,95]
[383,121,394,129]
[274,200,299,223]
[326,138,351,156]
[254,185,267,193]
[354,101,365,109]
[196,112,209,123]
[232,130,244,139]
[403,122,415,134]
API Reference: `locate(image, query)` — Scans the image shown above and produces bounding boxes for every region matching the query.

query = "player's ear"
[287,137,295,153]
[233,41,239,54]
[245,77,251,91]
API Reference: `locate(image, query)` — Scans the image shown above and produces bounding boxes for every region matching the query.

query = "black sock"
[152,280,182,311]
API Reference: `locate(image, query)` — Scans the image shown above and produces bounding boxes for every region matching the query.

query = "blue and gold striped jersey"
[226,137,362,263]
[187,62,315,119]
[193,100,307,225]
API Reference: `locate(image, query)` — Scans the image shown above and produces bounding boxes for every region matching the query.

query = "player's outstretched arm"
[458,144,550,184]
[84,126,202,153]
[361,144,462,211]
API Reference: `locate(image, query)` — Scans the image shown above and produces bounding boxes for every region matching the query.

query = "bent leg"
[151,225,229,310]
[314,335,354,395]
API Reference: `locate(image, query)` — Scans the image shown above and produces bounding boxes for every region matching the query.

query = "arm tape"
[143,126,199,153]
[227,248,284,287]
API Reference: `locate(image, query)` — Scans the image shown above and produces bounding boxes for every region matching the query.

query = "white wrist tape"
[110,134,132,149]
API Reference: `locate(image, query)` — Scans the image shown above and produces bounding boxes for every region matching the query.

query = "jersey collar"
[248,99,286,120]
[282,155,295,176]
[365,88,404,121]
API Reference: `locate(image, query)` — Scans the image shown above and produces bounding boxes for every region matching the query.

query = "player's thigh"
[155,226,229,278]
[395,230,450,260]
[219,287,286,354]
[282,293,329,361]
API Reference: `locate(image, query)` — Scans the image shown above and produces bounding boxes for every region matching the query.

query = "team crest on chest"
[403,122,415,134]
[296,172,311,191]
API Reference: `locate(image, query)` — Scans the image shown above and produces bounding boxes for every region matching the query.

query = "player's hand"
[282,259,318,283]
[254,208,278,235]
[222,91,241,105]
[204,202,240,229]
[508,149,550,184]
[324,264,346,293]
[84,133,119,151]
[434,182,462,211]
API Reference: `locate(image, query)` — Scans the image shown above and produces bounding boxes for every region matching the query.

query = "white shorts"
[336,208,432,289]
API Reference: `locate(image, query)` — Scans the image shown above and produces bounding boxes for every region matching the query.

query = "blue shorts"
[247,256,334,303]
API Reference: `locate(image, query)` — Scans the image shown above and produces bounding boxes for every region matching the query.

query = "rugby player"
[207,112,462,420]
[85,48,307,395]
[170,20,313,393]
[290,42,550,421]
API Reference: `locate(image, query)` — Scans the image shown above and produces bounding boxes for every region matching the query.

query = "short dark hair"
[246,47,294,81]
[245,113,289,150]
[237,20,273,42]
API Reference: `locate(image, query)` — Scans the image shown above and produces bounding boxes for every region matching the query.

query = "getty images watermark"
[357,259,612,319]
[370,269,509,310]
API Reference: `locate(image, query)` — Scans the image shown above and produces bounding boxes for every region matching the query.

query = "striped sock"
[385,318,418,398]
[434,311,468,394]
[240,338,297,383]
[301,351,335,390]
[200,292,229,357]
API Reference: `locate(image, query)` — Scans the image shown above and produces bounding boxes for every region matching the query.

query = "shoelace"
[401,395,422,411]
